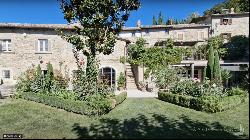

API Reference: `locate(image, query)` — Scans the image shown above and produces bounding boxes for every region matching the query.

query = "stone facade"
[211,13,249,37]
[0,25,126,88]
[0,12,249,89]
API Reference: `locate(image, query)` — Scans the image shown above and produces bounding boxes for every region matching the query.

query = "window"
[198,32,205,40]
[99,67,116,88]
[0,39,12,52]
[220,18,232,25]
[165,29,169,35]
[177,33,184,40]
[132,31,136,37]
[194,70,199,79]
[2,70,10,79]
[37,39,49,52]
[187,69,199,78]
[223,19,229,25]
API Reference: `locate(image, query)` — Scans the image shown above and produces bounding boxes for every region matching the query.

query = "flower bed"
[18,91,127,116]
[158,91,247,113]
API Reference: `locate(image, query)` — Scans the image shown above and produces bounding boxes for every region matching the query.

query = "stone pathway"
[125,89,158,98]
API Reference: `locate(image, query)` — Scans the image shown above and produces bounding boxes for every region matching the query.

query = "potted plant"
[117,72,126,91]
[138,81,147,92]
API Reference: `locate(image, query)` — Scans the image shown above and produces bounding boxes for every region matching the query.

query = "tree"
[206,45,214,80]
[166,18,172,25]
[59,0,140,83]
[222,35,249,61]
[127,37,146,65]
[203,66,207,82]
[158,12,164,25]
[154,66,182,89]
[153,16,157,25]
[239,0,249,12]
[185,12,200,23]
[213,50,222,85]
[44,63,54,92]
[204,0,249,16]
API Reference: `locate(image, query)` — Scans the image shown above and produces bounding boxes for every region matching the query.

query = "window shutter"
[2,41,7,51]
[228,19,232,25]
[220,18,223,25]
[45,40,48,52]
[8,43,12,51]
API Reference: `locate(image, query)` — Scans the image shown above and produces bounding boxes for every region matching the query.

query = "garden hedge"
[114,91,127,105]
[19,91,127,116]
[158,91,247,113]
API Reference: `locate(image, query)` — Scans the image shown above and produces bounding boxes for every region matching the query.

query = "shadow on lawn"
[72,114,245,139]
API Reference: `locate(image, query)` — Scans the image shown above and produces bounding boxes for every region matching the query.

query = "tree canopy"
[204,0,249,16]
[222,35,249,61]
[59,0,140,82]
[60,0,140,58]
[127,38,186,78]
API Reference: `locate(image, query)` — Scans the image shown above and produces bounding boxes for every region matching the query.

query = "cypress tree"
[32,64,42,92]
[213,50,222,85]
[158,12,163,25]
[153,16,157,25]
[206,45,214,80]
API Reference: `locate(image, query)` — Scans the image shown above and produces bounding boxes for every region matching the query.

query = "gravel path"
[125,89,158,98]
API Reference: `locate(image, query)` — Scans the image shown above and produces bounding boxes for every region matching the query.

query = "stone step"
[126,83,137,86]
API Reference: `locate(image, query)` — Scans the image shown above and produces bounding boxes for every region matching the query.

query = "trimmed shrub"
[19,92,111,116]
[114,92,127,105]
[228,87,248,96]
[158,91,193,108]
[18,91,128,116]
[158,91,247,113]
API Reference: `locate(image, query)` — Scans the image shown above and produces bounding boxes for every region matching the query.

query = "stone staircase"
[126,63,138,89]
[0,85,15,99]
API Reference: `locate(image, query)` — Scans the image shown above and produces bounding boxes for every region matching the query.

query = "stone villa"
[0,11,249,91]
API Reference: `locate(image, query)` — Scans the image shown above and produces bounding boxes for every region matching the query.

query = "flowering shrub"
[170,78,225,97]
[17,63,69,93]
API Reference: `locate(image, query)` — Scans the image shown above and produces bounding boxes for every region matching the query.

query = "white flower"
[212,83,216,87]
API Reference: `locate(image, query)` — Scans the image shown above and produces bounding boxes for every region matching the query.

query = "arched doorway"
[99,67,116,88]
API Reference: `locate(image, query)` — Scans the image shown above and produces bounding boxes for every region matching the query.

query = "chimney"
[230,8,235,13]
[136,20,141,27]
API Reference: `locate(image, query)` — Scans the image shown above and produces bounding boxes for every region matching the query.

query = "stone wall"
[169,27,209,42]
[0,28,126,87]
[211,14,249,37]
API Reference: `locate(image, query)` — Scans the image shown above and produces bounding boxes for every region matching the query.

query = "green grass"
[0,98,249,139]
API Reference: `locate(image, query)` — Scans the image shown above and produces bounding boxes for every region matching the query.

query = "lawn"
[0,98,249,139]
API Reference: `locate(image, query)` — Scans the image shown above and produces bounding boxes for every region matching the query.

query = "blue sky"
[0,0,225,27]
